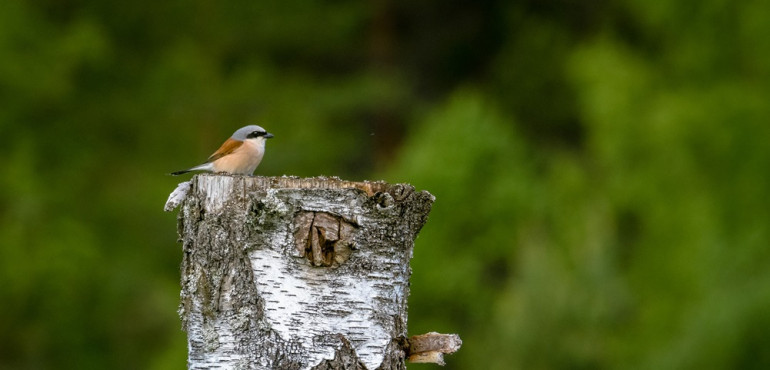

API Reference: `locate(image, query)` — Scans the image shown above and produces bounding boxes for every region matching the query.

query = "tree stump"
[171,174,437,369]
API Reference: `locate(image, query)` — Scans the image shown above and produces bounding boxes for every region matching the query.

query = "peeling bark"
[174,174,435,369]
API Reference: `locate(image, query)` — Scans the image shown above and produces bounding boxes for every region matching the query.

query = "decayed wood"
[172,174,437,369]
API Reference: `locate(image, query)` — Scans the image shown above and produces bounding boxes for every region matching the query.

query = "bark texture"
[175,174,434,369]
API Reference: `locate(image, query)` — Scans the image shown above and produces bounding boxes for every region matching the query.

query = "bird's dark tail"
[170,169,191,176]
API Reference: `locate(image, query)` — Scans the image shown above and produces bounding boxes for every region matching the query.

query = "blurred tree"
[387,1,770,369]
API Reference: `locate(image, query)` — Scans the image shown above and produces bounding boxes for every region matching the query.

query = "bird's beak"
[264,132,274,139]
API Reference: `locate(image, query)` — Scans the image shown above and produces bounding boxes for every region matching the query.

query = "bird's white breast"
[212,138,266,175]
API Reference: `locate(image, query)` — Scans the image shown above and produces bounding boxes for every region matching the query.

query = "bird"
[171,125,274,176]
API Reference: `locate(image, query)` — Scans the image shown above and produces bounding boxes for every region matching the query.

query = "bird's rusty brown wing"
[205,138,243,163]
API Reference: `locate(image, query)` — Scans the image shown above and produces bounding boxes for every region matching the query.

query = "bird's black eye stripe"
[247,131,266,138]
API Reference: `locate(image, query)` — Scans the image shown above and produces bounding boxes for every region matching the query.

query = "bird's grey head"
[231,125,274,141]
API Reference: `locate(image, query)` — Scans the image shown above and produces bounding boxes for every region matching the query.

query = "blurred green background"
[2,0,770,369]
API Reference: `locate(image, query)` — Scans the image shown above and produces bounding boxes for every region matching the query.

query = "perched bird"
[171,125,274,176]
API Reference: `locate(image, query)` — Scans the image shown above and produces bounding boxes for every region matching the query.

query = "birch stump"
[172,174,435,369]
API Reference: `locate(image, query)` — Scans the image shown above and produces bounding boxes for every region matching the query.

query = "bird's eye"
[248,131,265,138]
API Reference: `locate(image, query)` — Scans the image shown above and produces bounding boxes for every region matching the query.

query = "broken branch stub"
[174,174,437,369]
[406,332,463,366]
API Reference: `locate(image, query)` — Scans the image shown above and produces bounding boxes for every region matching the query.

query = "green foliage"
[1,0,769,368]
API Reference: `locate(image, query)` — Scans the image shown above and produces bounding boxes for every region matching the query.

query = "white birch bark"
[173,174,434,369]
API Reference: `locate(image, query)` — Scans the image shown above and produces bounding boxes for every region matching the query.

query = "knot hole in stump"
[293,211,357,267]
